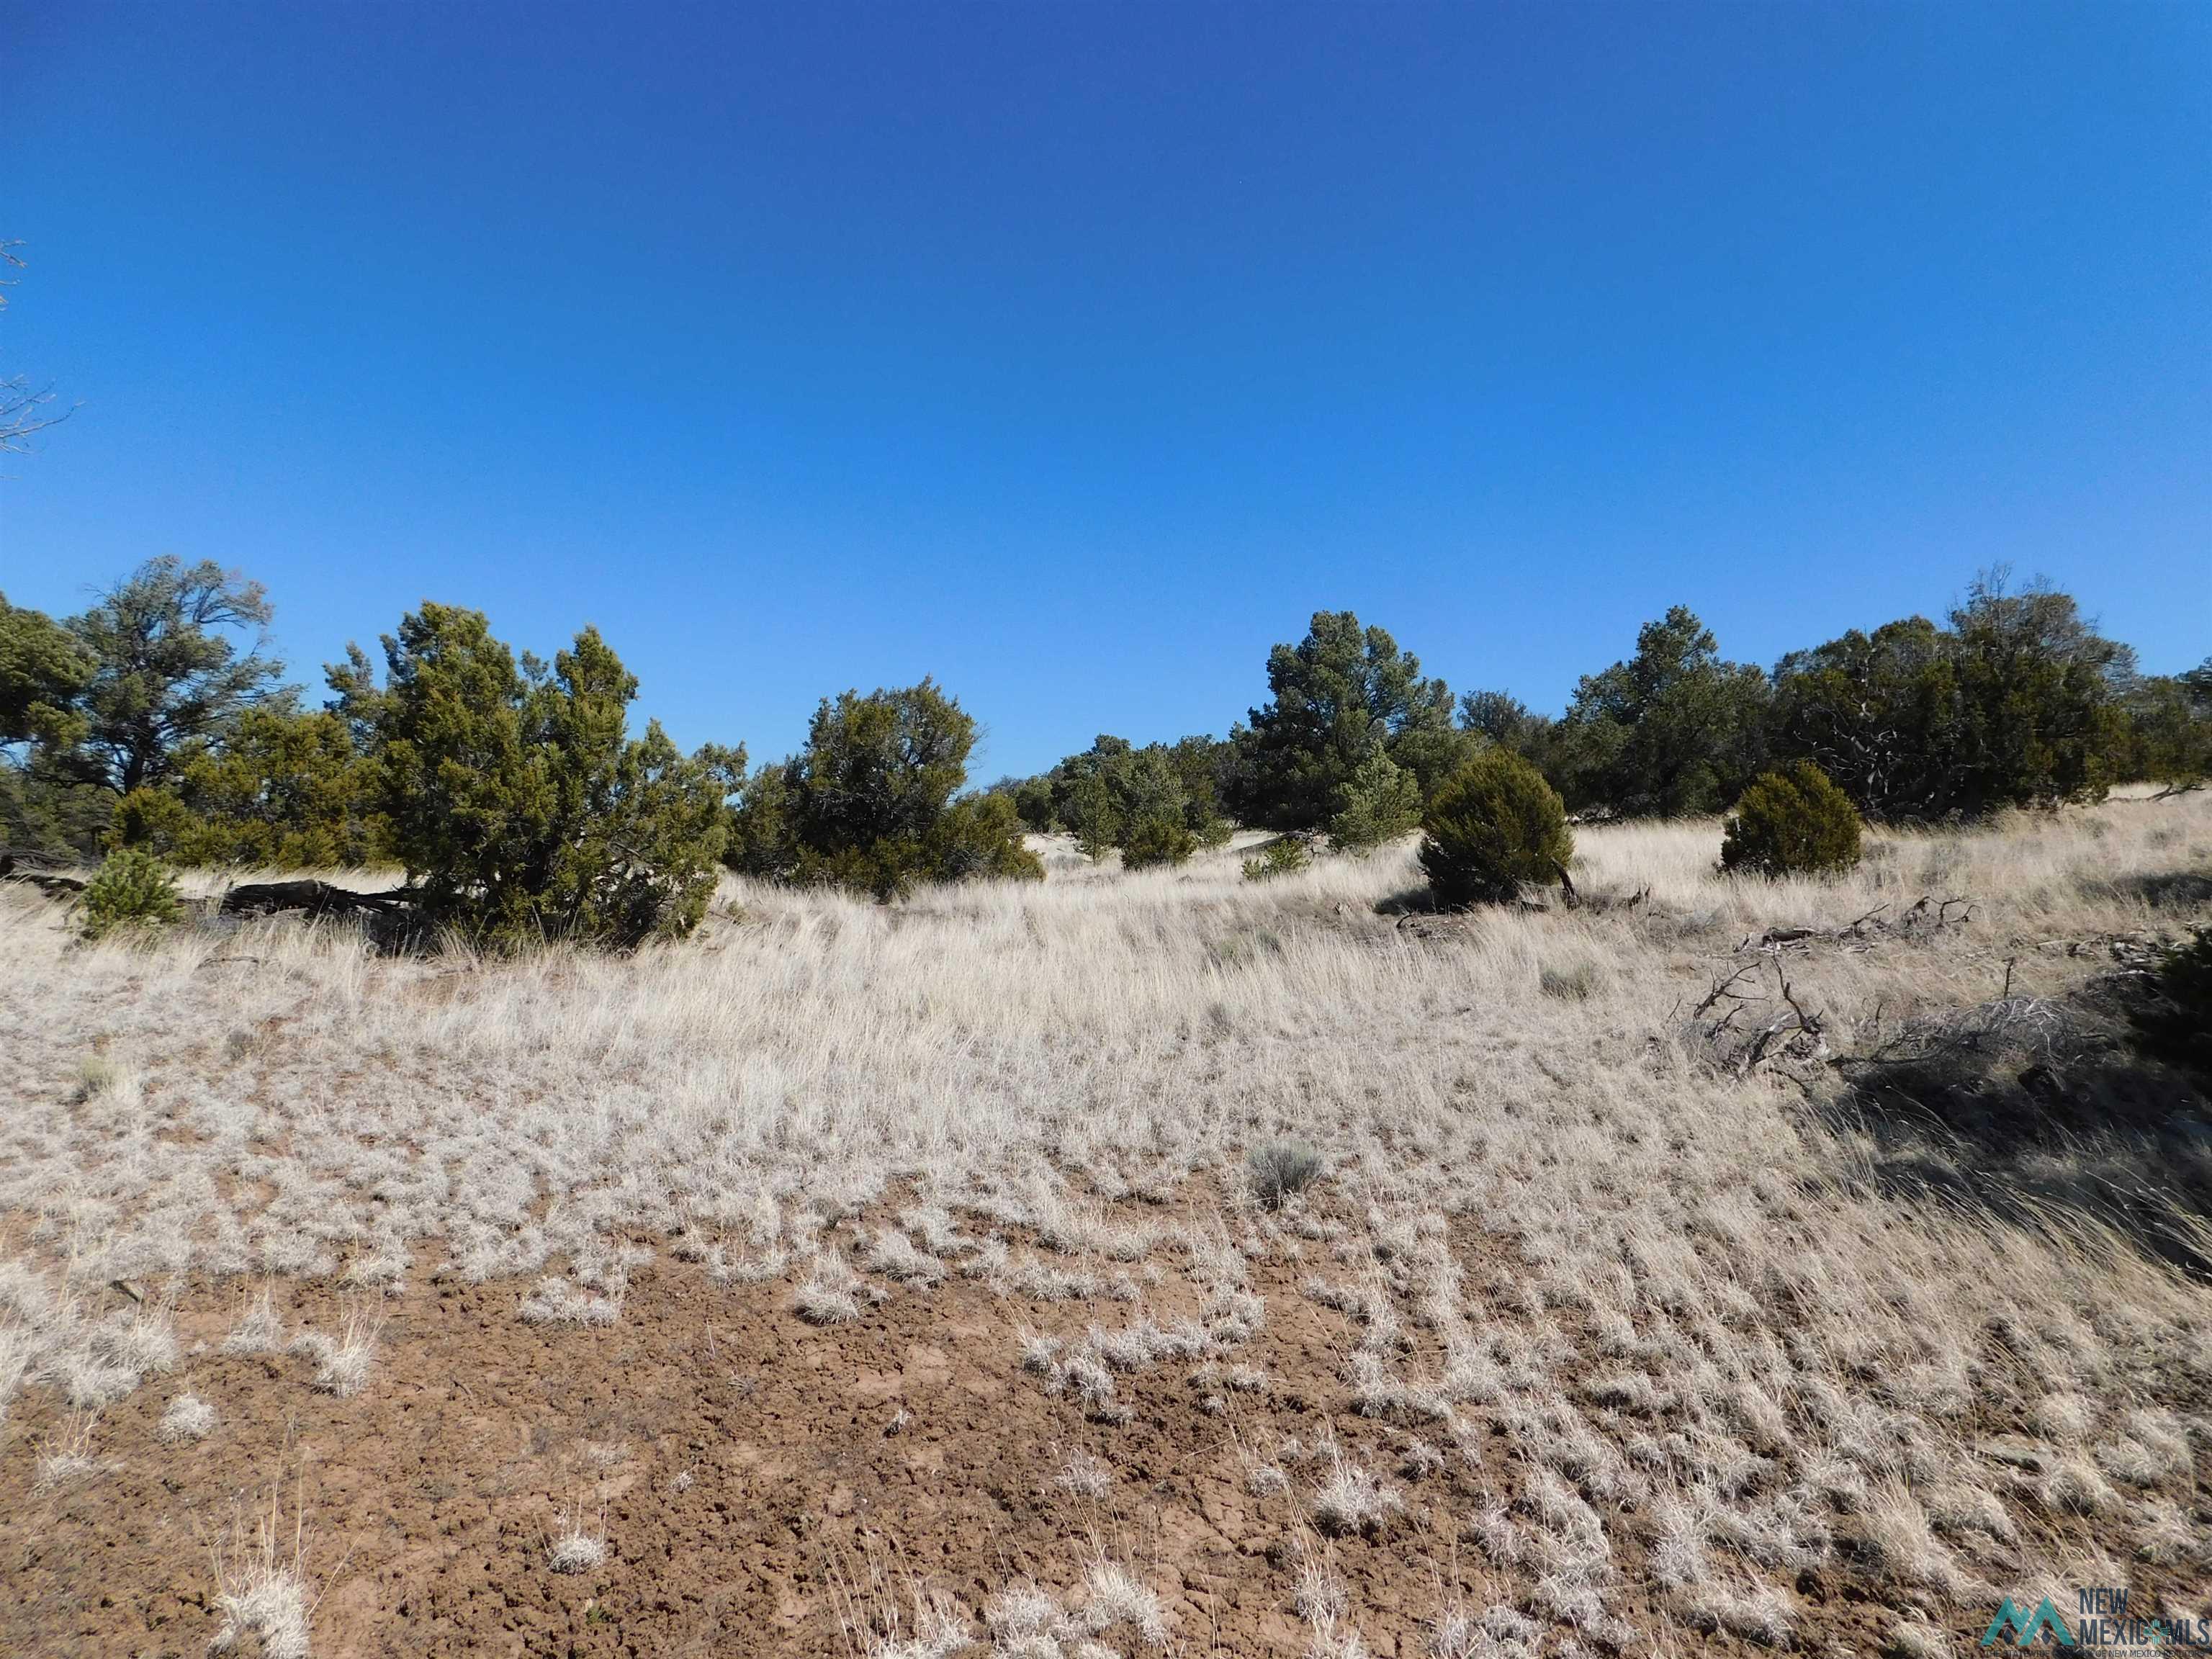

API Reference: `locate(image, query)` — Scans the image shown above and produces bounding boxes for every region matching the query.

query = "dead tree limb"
[219,880,418,920]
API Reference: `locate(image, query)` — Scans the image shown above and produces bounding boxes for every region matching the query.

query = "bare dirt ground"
[4,801,2211,1657]
[6,1213,2038,1659]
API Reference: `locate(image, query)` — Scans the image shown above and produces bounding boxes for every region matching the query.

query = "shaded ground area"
[1830,944,2212,1274]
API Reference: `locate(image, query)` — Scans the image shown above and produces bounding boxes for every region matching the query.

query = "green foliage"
[0,591,92,750]
[729,679,1038,899]
[1770,573,2133,820]
[1720,761,1863,878]
[1224,611,1457,830]
[1768,616,1963,820]
[1165,734,1235,845]
[0,761,111,855]
[358,604,728,949]
[1458,689,1545,753]
[1031,732,1226,861]
[56,557,291,794]
[1009,775,1056,833]
[1945,574,2126,814]
[1240,834,1310,882]
[930,791,1046,882]
[1118,814,1199,871]
[2129,926,2212,1088]
[1552,607,1769,817]
[1419,750,1573,907]
[2113,671,2212,791]
[108,708,390,869]
[78,846,182,941]
[1327,749,1422,853]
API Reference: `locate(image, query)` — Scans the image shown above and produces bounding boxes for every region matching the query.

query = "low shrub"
[1241,835,1310,882]
[1328,751,1422,854]
[1721,760,1863,878]
[1418,750,1573,907]
[1119,815,1197,871]
[2130,925,2212,1087]
[1246,1138,1323,1208]
[78,847,182,942]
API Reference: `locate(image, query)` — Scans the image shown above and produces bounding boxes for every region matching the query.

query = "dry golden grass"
[2,791,2208,1649]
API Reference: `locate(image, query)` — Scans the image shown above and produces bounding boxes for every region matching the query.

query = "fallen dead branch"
[1742,894,1973,953]
[219,881,417,920]
[0,852,88,896]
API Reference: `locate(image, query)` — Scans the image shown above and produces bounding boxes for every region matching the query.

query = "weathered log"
[0,846,76,870]
[220,880,418,919]
[0,853,89,895]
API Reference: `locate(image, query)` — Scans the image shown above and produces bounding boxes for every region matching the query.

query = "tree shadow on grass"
[1822,971,2212,1277]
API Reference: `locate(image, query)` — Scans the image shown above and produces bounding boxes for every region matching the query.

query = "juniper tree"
[61,558,291,796]
[1551,607,1769,816]
[354,604,727,948]
[732,678,1039,899]
[109,706,389,869]
[1419,750,1573,907]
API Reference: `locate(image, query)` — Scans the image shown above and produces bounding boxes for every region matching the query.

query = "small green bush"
[1120,815,1197,871]
[1246,1138,1323,1208]
[1328,751,1422,854]
[79,847,182,941]
[1241,835,1310,882]
[1419,750,1573,907]
[2131,925,2212,1087]
[1721,760,1863,878]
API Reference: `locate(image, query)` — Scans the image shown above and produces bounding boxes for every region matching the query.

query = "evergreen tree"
[110,706,390,868]
[359,604,728,948]
[1552,606,1768,816]
[1328,750,1422,853]
[1225,611,1457,830]
[1419,750,1574,907]
[60,557,291,795]
[731,679,1040,899]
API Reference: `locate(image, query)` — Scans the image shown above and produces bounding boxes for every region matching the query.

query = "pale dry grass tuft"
[158,1390,216,1444]
[210,1485,317,1659]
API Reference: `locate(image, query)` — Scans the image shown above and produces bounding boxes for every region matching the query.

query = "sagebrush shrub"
[79,847,182,941]
[1418,750,1573,907]
[1119,815,1197,871]
[1246,1138,1322,1208]
[1241,835,1310,882]
[1720,760,1863,878]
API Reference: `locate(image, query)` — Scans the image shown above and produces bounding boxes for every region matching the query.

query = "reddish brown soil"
[0,1237,2085,1659]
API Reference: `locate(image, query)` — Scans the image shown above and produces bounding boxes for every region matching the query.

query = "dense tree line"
[1454,574,2206,825]
[1,561,1033,944]
[3,557,2204,941]
[997,575,2205,871]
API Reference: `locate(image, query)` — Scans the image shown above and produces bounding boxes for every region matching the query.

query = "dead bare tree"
[1,241,74,458]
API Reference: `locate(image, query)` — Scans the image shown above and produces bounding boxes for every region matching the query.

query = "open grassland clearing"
[2,795,2210,1655]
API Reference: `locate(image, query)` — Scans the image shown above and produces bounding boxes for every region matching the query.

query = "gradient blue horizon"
[2,3,2205,779]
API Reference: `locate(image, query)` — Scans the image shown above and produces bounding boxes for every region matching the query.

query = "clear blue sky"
[3,4,2206,778]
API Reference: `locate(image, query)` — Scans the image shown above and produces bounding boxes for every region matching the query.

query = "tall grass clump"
[1247,1138,1322,1208]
